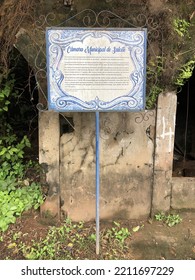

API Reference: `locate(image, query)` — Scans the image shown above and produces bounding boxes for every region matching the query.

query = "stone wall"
[172,177,195,210]
[152,92,177,214]
[39,91,195,221]
[60,111,155,221]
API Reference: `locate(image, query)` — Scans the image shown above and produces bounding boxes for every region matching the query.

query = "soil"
[1,209,195,260]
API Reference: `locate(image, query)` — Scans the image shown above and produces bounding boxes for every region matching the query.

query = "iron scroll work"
[46,28,147,112]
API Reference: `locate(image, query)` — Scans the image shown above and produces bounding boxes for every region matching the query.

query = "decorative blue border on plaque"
[46,28,147,112]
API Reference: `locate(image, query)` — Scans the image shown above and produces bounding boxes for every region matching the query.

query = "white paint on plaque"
[46,28,147,112]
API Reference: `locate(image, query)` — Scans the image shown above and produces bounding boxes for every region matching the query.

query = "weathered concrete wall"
[60,111,155,221]
[152,92,177,214]
[39,111,60,218]
[172,177,195,210]
[38,91,195,220]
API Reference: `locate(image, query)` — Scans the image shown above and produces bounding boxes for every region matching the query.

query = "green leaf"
[10,206,17,211]
[0,148,6,156]
[3,107,8,112]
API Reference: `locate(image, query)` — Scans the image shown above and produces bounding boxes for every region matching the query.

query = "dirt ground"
[129,211,195,260]
[0,209,195,260]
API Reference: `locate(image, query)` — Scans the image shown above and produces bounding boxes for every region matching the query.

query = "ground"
[0,209,195,260]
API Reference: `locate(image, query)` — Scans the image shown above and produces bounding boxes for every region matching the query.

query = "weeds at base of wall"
[154,212,182,227]
[3,213,181,260]
[0,211,189,260]
[11,219,137,260]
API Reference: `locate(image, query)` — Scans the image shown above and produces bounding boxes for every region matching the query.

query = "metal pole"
[95,111,100,255]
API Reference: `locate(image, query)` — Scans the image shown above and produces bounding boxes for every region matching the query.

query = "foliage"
[174,60,195,86]
[173,18,191,38]
[147,56,163,80]
[0,183,43,232]
[20,218,88,260]
[0,123,31,183]
[146,85,163,109]
[106,221,131,247]
[0,81,29,182]
[146,56,164,109]
[19,219,134,260]
[155,212,182,227]
[0,82,11,113]
[0,134,30,164]
[0,78,43,232]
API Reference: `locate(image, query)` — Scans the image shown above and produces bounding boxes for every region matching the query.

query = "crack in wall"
[62,139,78,158]
[115,139,132,164]
[115,147,124,164]
[80,145,92,167]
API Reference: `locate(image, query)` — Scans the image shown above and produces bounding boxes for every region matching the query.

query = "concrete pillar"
[152,92,177,215]
[39,111,60,218]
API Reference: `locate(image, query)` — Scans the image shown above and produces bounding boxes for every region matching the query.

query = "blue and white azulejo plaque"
[46,28,147,112]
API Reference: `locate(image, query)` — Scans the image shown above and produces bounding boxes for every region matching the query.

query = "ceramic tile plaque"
[46,28,147,112]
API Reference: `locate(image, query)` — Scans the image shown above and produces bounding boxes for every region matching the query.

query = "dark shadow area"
[60,114,74,136]
[8,47,39,160]
[173,69,195,177]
